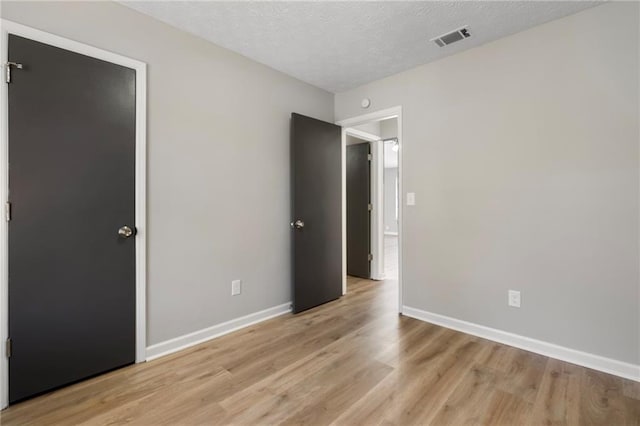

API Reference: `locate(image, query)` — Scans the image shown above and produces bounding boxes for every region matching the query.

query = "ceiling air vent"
[431,26,471,47]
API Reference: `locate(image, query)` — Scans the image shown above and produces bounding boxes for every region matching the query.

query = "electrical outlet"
[508,290,521,308]
[407,192,416,206]
[231,280,242,296]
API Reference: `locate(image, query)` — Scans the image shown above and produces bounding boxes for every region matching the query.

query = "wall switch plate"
[232,280,242,296]
[508,290,521,308]
[407,192,416,206]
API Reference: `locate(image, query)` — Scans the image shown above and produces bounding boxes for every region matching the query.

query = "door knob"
[290,220,305,229]
[118,226,134,238]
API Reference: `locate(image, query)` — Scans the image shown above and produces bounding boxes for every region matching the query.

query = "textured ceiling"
[121,1,601,93]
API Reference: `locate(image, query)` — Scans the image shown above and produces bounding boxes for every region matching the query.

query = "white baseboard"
[402,305,640,383]
[146,302,292,361]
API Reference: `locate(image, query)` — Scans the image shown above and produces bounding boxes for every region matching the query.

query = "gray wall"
[346,135,368,146]
[1,1,334,346]
[336,3,640,364]
[353,121,380,137]
[384,168,398,234]
[380,118,397,141]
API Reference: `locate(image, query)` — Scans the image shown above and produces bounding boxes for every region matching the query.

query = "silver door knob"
[290,220,304,229]
[118,226,134,238]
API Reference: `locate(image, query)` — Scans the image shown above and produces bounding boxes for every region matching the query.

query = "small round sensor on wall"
[361,98,371,109]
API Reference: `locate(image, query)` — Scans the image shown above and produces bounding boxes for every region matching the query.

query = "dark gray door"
[347,143,371,278]
[291,113,342,313]
[8,35,136,403]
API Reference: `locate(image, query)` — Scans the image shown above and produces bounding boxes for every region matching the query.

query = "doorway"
[0,20,147,408]
[337,107,402,312]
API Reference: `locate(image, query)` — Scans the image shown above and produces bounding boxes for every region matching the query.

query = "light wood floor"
[1,276,639,425]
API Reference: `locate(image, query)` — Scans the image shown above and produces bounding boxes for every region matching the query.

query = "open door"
[291,113,342,313]
[346,143,371,278]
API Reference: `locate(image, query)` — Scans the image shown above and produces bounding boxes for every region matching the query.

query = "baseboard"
[402,305,640,382]
[146,302,292,361]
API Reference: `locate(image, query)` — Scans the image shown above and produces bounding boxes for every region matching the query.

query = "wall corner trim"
[402,305,640,383]
[146,302,292,361]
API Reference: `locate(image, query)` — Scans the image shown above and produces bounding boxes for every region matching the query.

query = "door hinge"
[368,253,373,262]
[5,338,11,358]
[5,201,11,221]
[368,203,372,211]
[367,153,372,161]
[5,62,23,84]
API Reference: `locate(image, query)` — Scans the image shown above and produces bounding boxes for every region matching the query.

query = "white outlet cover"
[407,192,416,206]
[508,290,521,308]
[232,279,242,296]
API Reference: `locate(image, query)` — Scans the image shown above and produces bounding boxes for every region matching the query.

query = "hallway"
[384,235,398,279]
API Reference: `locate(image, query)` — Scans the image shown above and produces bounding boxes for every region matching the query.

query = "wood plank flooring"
[1,276,639,425]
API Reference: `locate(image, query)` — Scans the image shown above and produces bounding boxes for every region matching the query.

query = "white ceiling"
[122,1,601,93]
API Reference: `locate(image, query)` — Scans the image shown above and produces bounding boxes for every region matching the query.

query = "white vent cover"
[431,26,471,47]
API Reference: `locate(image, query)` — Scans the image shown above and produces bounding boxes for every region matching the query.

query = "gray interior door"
[291,113,342,313]
[347,143,371,278]
[8,34,136,403]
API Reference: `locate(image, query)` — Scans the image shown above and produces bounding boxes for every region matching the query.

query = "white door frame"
[336,106,403,313]
[344,128,384,282]
[0,20,147,409]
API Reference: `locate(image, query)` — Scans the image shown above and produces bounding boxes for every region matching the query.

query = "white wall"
[382,117,399,234]
[1,1,334,346]
[383,167,398,234]
[336,3,640,365]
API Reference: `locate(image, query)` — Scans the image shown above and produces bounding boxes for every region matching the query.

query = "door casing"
[336,107,403,312]
[0,19,147,409]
